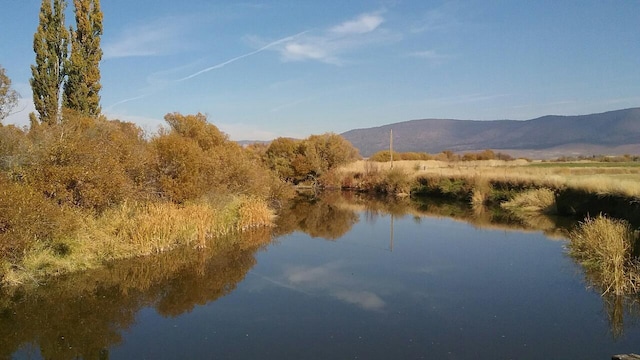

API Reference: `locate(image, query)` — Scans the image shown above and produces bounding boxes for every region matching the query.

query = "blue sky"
[1,1,639,140]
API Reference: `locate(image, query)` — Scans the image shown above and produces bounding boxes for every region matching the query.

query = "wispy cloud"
[254,11,397,65]
[329,13,384,35]
[282,262,387,311]
[178,31,308,81]
[103,18,191,59]
[334,290,385,311]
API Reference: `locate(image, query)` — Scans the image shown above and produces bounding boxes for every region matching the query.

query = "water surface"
[5,193,640,359]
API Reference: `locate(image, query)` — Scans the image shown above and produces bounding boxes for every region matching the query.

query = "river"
[4,192,640,359]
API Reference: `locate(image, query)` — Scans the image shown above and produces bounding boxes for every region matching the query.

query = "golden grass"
[338,160,640,198]
[1,196,275,287]
[569,215,640,295]
[502,188,556,213]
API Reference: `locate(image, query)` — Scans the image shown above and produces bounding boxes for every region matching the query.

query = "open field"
[337,159,640,198]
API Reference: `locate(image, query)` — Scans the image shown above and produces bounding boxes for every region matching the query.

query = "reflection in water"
[283,261,386,311]
[603,294,640,340]
[275,191,640,337]
[274,191,359,239]
[278,191,574,240]
[2,191,640,358]
[581,269,640,340]
[0,229,271,359]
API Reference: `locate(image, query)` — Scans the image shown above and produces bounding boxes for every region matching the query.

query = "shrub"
[0,174,78,264]
[569,215,640,295]
[501,188,556,213]
[377,168,414,195]
[265,133,360,184]
[152,113,282,203]
[25,111,147,211]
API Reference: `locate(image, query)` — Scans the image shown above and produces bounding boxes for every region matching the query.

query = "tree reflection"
[274,191,359,240]
[276,191,640,338]
[2,191,637,357]
[0,230,270,359]
[274,191,574,241]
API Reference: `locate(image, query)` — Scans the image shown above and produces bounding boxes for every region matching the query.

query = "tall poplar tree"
[64,0,103,117]
[30,0,69,125]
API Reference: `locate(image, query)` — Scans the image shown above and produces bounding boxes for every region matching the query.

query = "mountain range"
[340,108,640,158]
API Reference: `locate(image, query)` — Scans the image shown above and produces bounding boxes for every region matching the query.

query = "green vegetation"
[529,161,640,168]
[568,215,640,296]
[30,0,69,125]
[540,154,640,164]
[31,0,103,124]
[64,0,103,116]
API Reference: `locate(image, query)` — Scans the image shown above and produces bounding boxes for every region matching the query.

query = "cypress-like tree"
[64,0,103,117]
[30,0,69,125]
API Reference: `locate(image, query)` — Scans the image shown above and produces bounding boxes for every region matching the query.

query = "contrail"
[107,31,308,109]
[178,30,308,82]
[249,271,312,295]
[105,94,149,111]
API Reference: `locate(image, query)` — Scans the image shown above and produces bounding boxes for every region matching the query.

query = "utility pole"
[390,214,394,252]
[390,129,393,169]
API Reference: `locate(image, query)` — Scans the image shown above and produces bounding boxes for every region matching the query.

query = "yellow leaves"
[264,133,360,183]
[151,113,280,203]
[25,111,145,211]
[163,112,227,151]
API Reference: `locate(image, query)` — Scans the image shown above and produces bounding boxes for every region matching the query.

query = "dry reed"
[1,196,275,287]
[569,215,640,295]
[501,188,556,213]
[337,160,640,198]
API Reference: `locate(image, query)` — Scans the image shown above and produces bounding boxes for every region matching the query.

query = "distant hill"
[236,140,271,147]
[341,108,640,157]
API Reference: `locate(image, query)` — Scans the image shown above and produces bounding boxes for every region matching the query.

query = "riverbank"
[333,159,640,225]
[1,196,274,287]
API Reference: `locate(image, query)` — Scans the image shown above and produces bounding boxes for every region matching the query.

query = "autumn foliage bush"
[264,133,360,184]
[0,173,79,263]
[24,110,150,211]
[0,111,287,285]
[152,113,281,202]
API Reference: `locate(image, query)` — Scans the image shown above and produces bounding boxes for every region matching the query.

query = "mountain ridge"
[340,108,640,157]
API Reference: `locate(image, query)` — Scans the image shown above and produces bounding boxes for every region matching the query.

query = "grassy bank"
[1,196,274,287]
[335,159,640,199]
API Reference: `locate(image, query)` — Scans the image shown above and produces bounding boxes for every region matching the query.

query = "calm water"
[4,193,640,359]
